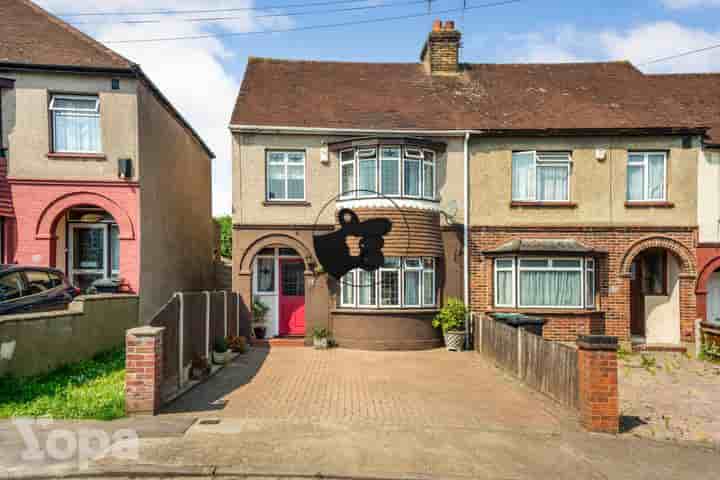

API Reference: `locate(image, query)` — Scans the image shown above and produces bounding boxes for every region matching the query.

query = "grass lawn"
[0,346,125,420]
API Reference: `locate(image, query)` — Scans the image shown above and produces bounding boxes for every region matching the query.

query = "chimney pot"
[444,20,455,31]
[432,19,442,32]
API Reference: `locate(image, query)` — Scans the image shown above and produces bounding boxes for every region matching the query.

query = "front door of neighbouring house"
[708,271,720,324]
[69,223,107,292]
[279,259,305,336]
[630,259,645,336]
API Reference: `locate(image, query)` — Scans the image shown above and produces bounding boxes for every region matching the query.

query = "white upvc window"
[340,149,355,199]
[422,149,436,200]
[494,257,597,309]
[627,151,667,202]
[403,147,423,198]
[49,94,101,153]
[494,258,516,307]
[357,148,377,197]
[380,146,401,196]
[512,151,571,202]
[339,256,436,309]
[266,150,305,201]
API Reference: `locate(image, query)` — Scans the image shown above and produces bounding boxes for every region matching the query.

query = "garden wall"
[0,295,139,377]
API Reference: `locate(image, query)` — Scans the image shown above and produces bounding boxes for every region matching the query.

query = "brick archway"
[697,257,720,294]
[36,191,135,240]
[239,233,314,274]
[619,236,696,277]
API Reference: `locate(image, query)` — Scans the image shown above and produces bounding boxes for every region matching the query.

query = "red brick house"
[230,20,717,349]
[0,0,216,322]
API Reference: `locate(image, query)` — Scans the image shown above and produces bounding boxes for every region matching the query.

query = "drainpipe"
[463,131,470,348]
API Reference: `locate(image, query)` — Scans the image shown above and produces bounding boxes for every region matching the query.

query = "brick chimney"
[421,20,462,75]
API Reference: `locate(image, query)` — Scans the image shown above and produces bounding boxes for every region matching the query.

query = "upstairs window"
[340,145,436,200]
[627,152,666,202]
[49,95,101,153]
[512,151,571,202]
[266,151,305,201]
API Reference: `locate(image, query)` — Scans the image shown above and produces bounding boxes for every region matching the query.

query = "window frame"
[422,149,436,200]
[626,151,667,202]
[339,148,356,200]
[493,256,597,310]
[357,148,378,198]
[49,94,102,154]
[265,150,306,202]
[512,151,571,202]
[379,146,402,197]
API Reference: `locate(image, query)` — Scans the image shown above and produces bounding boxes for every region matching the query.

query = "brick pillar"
[577,335,619,434]
[125,326,165,415]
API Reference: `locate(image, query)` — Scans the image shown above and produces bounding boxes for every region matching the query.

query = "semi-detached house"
[0,0,216,322]
[231,19,720,350]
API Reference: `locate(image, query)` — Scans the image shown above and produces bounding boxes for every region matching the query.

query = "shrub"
[432,297,468,334]
[313,327,330,339]
[252,300,270,324]
[213,337,228,353]
[215,215,232,259]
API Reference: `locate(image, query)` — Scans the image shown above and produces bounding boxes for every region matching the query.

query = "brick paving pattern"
[163,347,565,431]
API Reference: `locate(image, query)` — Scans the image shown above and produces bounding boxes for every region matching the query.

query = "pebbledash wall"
[468,135,700,342]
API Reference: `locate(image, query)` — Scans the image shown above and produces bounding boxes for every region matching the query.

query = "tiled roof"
[232,57,719,143]
[0,0,131,70]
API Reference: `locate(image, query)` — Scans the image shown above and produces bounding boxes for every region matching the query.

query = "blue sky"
[36,0,720,215]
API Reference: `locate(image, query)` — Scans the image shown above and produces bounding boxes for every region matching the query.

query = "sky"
[35,0,720,216]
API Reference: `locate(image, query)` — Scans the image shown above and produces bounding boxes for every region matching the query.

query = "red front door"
[279,259,305,336]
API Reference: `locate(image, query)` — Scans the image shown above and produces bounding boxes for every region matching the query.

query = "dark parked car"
[0,266,78,315]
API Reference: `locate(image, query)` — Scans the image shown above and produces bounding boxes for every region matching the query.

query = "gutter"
[229,124,470,136]
[463,131,470,348]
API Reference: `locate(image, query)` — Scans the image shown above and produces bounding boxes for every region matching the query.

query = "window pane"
[73,228,104,270]
[25,271,52,294]
[586,268,595,307]
[404,270,420,306]
[341,271,355,306]
[404,258,421,268]
[54,113,101,153]
[381,148,400,195]
[423,270,434,305]
[281,262,305,296]
[537,165,568,201]
[287,152,304,163]
[0,273,24,301]
[496,271,513,306]
[380,270,399,305]
[648,154,666,200]
[287,165,304,199]
[358,269,375,306]
[383,257,401,268]
[627,164,644,201]
[52,97,97,111]
[512,152,535,200]
[268,152,285,163]
[423,162,434,199]
[519,259,549,268]
[358,158,376,195]
[256,257,275,292]
[341,161,355,196]
[279,247,299,256]
[404,159,420,196]
[110,225,120,273]
[496,259,514,269]
[267,164,286,199]
[519,270,581,307]
[552,259,582,268]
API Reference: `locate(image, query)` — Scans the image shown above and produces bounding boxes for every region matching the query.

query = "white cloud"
[36,0,292,215]
[661,0,720,8]
[499,21,720,74]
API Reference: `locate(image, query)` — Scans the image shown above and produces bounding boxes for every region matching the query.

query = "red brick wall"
[125,326,164,415]
[577,338,619,433]
[470,226,697,341]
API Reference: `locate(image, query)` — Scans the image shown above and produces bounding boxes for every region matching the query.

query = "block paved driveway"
[162,346,566,432]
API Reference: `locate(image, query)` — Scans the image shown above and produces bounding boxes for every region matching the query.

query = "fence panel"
[209,291,226,347]
[149,295,180,394]
[183,292,208,362]
[482,318,518,373]
[226,292,238,337]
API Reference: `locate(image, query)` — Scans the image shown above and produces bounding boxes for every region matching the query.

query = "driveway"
[162,346,567,432]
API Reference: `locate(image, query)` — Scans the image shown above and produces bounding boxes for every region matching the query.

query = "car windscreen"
[0,272,24,301]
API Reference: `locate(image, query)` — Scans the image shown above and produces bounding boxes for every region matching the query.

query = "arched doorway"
[708,268,720,324]
[629,248,682,345]
[251,246,307,337]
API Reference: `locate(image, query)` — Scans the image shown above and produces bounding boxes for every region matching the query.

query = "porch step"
[251,336,306,348]
[632,343,687,353]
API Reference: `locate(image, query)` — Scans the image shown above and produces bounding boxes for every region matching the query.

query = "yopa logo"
[13,417,139,470]
[312,189,411,289]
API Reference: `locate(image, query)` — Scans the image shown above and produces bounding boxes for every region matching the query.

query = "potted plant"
[312,327,330,349]
[191,354,210,380]
[226,335,248,353]
[212,337,230,364]
[252,299,270,339]
[432,297,468,352]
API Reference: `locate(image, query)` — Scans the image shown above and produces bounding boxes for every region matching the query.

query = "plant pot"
[444,330,466,352]
[313,337,329,349]
[212,351,230,365]
[253,326,267,339]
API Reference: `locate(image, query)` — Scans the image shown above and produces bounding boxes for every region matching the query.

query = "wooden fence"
[149,290,248,401]
[476,314,579,411]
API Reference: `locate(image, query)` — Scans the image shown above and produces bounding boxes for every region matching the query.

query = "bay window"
[340,145,436,200]
[340,257,436,308]
[49,94,101,153]
[494,257,596,309]
[512,151,571,202]
[627,152,666,202]
[266,150,305,201]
